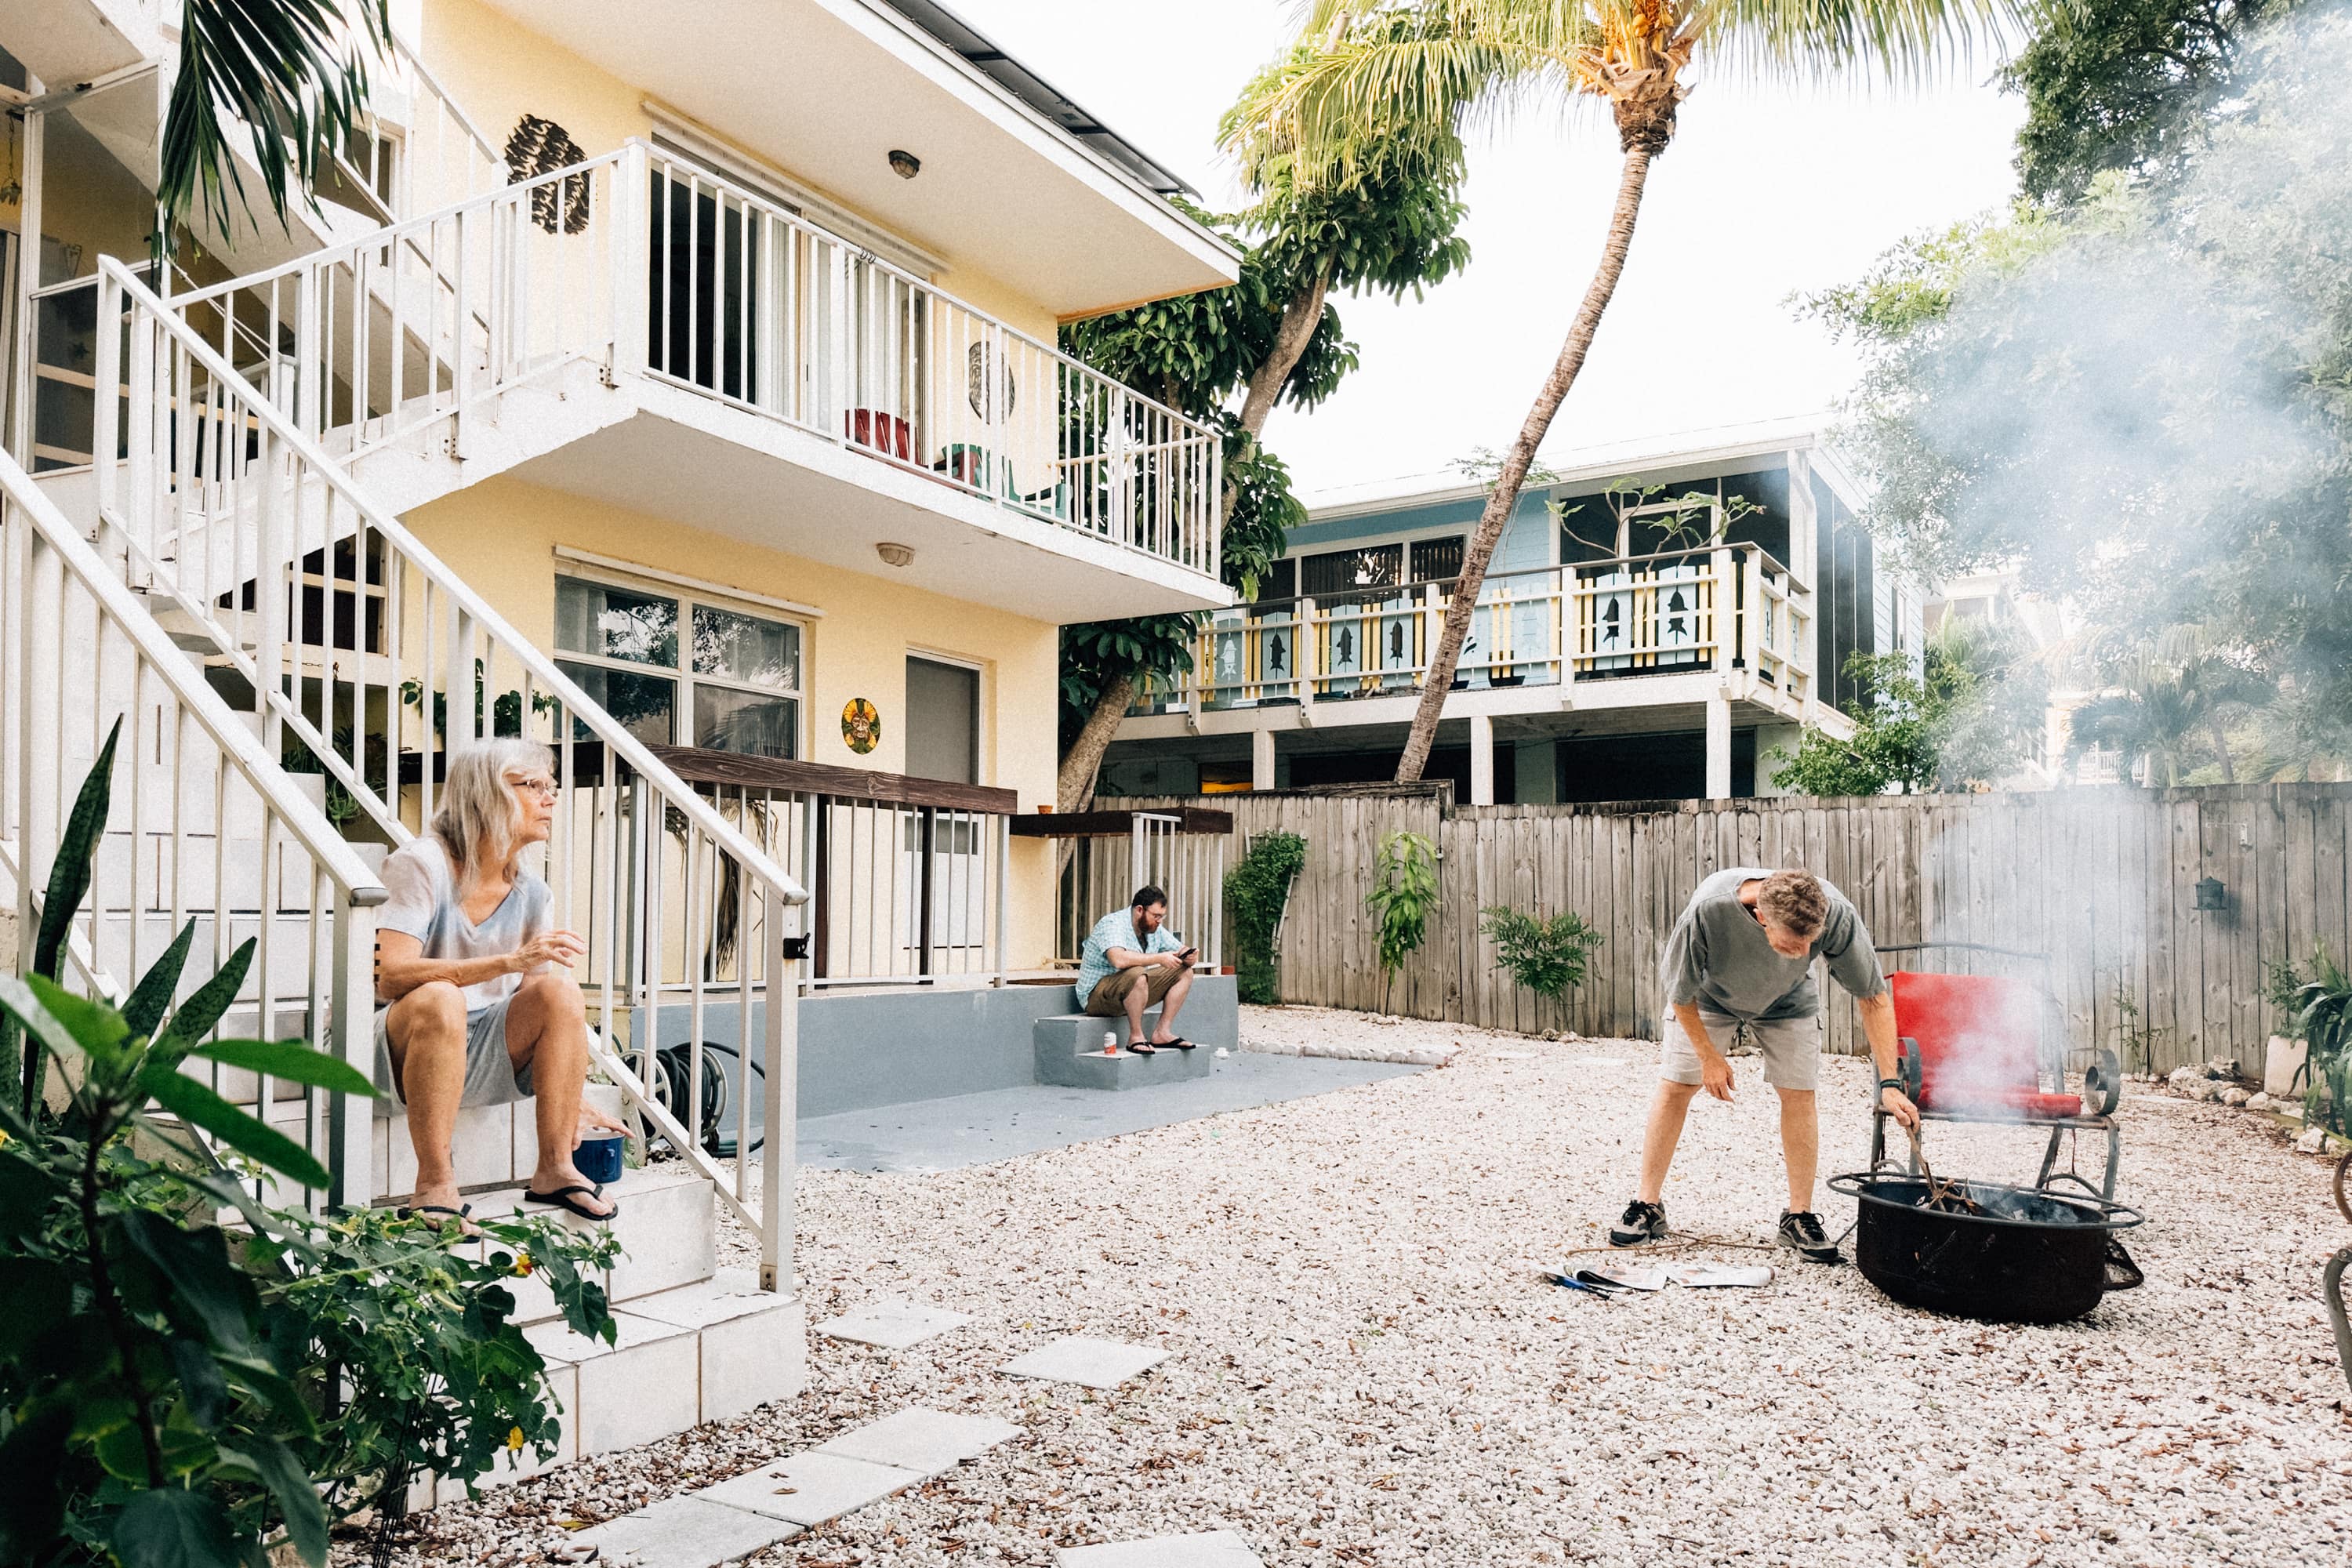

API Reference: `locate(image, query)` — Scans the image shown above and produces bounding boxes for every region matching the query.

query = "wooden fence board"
[1099,784,2350,1063]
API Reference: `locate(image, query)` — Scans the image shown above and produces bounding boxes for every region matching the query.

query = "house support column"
[1469,713,1495,807]
[10,104,44,467]
[1704,694,1733,800]
[1251,728,1276,793]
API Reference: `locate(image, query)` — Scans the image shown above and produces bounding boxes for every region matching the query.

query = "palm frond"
[159,0,394,247]
[1247,0,2024,191]
[1225,3,1590,192]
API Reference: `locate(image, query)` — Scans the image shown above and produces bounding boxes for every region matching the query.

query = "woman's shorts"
[372,995,532,1118]
[1659,1008,1822,1091]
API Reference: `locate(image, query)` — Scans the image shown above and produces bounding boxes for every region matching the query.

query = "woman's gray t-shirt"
[1658,867,1886,1022]
[374,835,551,1011]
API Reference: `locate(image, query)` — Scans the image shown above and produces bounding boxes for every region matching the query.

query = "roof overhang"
[1302,417,1846,523]
[467,0,1238,318]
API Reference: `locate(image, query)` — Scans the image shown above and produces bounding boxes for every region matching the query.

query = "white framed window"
[554,572,805,757]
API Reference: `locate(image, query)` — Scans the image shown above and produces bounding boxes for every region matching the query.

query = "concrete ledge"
[644,975,1239,1118]
[1036,1012,1217,1090]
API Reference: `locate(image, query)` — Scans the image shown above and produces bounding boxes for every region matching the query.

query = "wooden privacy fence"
[1099,783,2352,1081]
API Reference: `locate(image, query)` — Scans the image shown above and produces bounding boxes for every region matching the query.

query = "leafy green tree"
[161,0,397,249]
[2004,0,2269,206]
[1808,8,2352,782]
[1770,619,2047,795]
[1055,142,1470,811]
[1226,0,2018,786]
[1771,652,1944,796]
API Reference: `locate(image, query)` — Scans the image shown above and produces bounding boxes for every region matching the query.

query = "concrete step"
[364,1160,716,1317]
[413,1269,806,1504]
[1034,1011,1215,1090]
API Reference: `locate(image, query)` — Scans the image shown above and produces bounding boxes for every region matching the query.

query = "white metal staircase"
[2,255,815,1492]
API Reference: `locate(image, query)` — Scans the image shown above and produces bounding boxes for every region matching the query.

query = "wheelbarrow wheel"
[2082,1047,2124,1117]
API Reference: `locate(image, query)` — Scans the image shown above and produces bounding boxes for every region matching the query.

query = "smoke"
[1842,2,2352,713]
[1904,972,2054,1120]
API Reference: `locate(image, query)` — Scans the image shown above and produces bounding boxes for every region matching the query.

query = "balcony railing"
[158,142,1224,579]
[1131,546,1812,715]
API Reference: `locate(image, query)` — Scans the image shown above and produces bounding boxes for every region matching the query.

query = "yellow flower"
[514,1250,535,1278]
[507,1426,526,1453]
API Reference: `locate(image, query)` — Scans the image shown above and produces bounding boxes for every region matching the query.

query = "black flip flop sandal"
[1126,1039,1157,1054]
[523,1184,619,1221]
[1155,1037,1196,1051]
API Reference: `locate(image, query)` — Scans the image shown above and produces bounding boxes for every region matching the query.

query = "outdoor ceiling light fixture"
[888,149,921,180]
[876,542,915,568]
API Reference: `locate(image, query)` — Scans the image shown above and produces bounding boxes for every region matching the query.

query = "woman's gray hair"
[430,738,554,886]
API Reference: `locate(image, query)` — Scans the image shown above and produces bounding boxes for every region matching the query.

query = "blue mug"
[574,1130,626,1186]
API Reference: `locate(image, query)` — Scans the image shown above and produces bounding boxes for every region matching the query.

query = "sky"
[947,0,2028,501]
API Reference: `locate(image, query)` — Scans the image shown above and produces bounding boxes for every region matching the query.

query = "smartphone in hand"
[1175,946,1198,964]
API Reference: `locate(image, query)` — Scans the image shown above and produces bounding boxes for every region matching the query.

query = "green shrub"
[2292,943,2352,1135]
[1479,906,1606,999]
[0,723,617,1567]
[1366,831,1439,988]
[1225,832,1307,1004]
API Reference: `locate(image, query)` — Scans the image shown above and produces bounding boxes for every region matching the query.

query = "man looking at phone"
[1074,884,1198,1054]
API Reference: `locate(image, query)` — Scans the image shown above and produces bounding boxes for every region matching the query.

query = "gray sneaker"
[1778,1210,1842,1264]
[1609,1198,1668,1247]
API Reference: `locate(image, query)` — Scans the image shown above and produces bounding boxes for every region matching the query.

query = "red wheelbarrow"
[1866,942,2128,1203]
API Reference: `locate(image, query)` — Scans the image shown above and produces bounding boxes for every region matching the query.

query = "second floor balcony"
[1127,545,1816,726]
[42,142,1227,623]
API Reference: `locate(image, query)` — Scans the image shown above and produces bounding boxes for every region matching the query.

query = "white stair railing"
[91,256,811,1294]
[0,445,387,1212]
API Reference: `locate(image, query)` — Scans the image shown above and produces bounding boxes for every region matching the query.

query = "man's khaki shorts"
[1083,963,1183,1018]
[1660,1008,1822,1091]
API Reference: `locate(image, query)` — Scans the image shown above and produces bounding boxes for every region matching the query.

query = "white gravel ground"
[377,1006,2352,1568]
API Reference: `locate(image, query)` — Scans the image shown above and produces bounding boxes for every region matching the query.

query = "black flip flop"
[523,1184,619,1221]
[1155,1037,1196,1051]
[1125,1039,1157,1055]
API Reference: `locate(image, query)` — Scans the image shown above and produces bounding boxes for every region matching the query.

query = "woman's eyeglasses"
[510,775,560,799]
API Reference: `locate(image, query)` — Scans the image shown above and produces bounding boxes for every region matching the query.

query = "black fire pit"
[1828,1172,2146,1323]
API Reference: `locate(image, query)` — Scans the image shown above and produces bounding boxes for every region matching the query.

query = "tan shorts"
[1083,963,1183,1018]
[1660,1009,1822,1092]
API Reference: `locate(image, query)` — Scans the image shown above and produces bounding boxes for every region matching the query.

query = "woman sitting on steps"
[373,738,626,1231]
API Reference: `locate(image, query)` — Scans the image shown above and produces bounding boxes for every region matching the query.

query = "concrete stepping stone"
[1000,1335,1169,1390]
[813,1297,973,1350]
[1056,1530,1264,1567]
[814,1406,1019,1478]
[569,1494,797,1568]
[695,1450,925,1527]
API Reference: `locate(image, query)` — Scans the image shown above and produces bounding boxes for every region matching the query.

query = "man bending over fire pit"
[1609,868,1919,1263]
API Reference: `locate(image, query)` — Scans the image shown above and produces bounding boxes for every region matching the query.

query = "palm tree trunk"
[1053,270,1332,815]
[2206,715,2235,783]
[1396,146,1655,783]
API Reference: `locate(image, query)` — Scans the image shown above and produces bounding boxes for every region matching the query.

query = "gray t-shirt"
[375,835,551,1011]
[1660,867,1886,1022]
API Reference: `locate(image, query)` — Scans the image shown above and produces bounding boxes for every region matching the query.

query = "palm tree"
[1225,0,2018,782]
[159,0,394,250]
[2065,641,2270,786]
